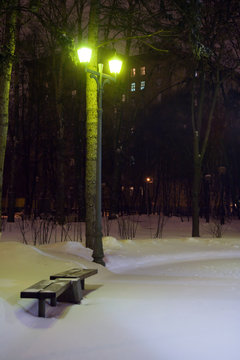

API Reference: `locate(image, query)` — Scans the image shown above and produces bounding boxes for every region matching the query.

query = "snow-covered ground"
[0,216,240,360]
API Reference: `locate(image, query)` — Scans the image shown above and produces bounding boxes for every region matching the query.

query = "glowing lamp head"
[109,57,122,74]
[77,47,92,63]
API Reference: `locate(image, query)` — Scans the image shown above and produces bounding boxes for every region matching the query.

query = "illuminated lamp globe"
[109,57,122,74]
[77,47,92,63]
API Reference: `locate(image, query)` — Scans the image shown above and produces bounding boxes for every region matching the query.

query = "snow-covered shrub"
[207,217,231,238]
[117,215,139,239]
[154,213,167,238]
[102,236,122,250]
[102,215,112,236]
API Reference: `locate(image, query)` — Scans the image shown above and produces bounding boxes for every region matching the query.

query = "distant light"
[140,66,146,75]
[77,47,92,63]
[145,177,153,183]
[109,58,122,74]
[131,67,136,77]
[204,174,211,181]
[140,81,145,90]
[131,82,136,92]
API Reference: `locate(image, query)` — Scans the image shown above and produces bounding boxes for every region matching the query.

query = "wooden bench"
[21,278,82,317]
[50,268,98,290]
[20,268,98,318]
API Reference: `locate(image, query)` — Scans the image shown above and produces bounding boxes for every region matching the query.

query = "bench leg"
[81,279,85,290]
[50,298,57,307]
[38,300,46,317]
[72,279,83,303]
[58,279,82,304]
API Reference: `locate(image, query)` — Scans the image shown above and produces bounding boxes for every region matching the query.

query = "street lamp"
[145,177,153,214]
[78,46,122,265]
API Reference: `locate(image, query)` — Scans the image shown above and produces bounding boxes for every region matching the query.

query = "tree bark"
[54,52,66,224]
[85,0,105,264]
[191,70,220,237]
[0,2,17,231]
[192,131,201,237]
[7,0,21,222]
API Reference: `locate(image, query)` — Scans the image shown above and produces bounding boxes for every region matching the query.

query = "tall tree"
[171,0,240,236]
[6,0,22,222]
[0,0,17,232]
[23,0,87,220]
[85,0,105,265]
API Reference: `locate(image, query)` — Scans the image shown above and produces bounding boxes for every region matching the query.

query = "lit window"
[140,81,145,90]
[122,94,126,102]
[140,66,146,75]
[131,82,136,92]
[129,186,134,196]
[131,68,136,77]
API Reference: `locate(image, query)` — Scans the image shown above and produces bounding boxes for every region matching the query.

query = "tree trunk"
[85,0,104,265]
[7,1,21,222]
[191,69,220,236]
[7,137,17,222]
[192,131,201,236]
[74,105,85,221]
[0,2,17,231]
[53,51,66,224]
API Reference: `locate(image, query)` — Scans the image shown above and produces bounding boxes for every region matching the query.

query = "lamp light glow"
[145,177,153,183]
[77,47,92,63]
[109,58,122,74]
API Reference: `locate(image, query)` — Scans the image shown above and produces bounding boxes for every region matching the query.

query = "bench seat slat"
[40,279,71,298]
[21,279,71,299]
[20,280,53,298]
[50,268,97,280]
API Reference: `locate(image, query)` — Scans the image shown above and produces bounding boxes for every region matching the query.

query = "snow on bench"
[50,267,98,289]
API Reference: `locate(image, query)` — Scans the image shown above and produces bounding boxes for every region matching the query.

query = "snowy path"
[103,242,240,360]
[1,239,240,360]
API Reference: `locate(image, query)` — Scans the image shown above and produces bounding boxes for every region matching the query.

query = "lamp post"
[78,47,122,265]
[145,177,153,215]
